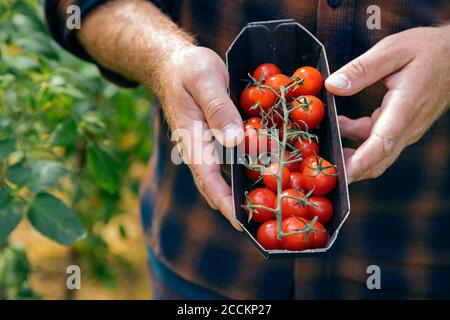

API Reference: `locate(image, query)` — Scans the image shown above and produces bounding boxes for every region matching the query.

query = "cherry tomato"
[247,116,263,125]
[246,167,261,183]
[277,189,311,220]
[309,220,327,248]
[252,63,282,82]
[244,188,277,223]
[272,150,300,172]
[290,95,325,130]
[290,172,305,190]
[240,86,277,116]
[265,74,291,91]
[242,117,271,157]
[299,154,318,173]
[263,163,290,193]
[290,66,323,98]
[286,151,301,172]
[281,217,313,251]
[301,156,337,195]
[293,137,319,159]
[257,220,282,250]
[308,196,333,225]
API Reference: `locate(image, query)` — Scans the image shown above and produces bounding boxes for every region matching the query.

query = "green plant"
[0,0,151,298]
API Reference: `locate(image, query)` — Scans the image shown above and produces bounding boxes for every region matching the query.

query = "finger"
[338,115,373,141]
[345,90,412,182]
[325,36,414,96]
[185,71,244,148]
[191,163,243,231]
[342,147,356,184]
[169,88,242,230]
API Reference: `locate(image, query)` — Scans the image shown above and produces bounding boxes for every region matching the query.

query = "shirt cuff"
[44,0,139,87]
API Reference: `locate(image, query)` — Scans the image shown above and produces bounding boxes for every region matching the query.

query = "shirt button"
[327,0,342,8]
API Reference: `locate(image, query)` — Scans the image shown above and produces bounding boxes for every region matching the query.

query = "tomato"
[265,74,291,92]
[277,189,311,220]
[240,86,277,116]
[263,163,290,193]
[242,117,272,157]
[246,167,261,183]
[257,220,282,250]
[272,150,300,172]
[252,63,282,82]
[281,217,313,251]
[309,220,327,248]
[290,95,325,130]
[290,66,323,98]
[284,150,300,172]
[244,188,277,223]
[293,137,319,159]
[247,116,263,125]
[308,196,333,225]
[301,156,337,195]
[299,155,318,173]
[290,172,305,190]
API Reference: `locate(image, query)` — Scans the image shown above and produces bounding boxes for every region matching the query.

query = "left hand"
[325,25,450,184]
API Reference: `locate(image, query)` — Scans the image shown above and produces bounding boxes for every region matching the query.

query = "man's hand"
[158,46,244,231]
[326,26,450,184]
[78,0,243,230]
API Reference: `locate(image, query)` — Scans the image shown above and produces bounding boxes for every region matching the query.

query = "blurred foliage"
[0,0,152,298]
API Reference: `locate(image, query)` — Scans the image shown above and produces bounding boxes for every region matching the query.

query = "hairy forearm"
[77,0,195,92]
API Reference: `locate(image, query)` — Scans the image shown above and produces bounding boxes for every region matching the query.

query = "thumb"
[186,71,244,148]
[325,36,413,96]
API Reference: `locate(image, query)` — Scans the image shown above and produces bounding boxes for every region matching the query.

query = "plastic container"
[226,19,351,259]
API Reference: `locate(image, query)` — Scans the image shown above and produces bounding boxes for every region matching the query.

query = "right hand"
[156,45,244,231]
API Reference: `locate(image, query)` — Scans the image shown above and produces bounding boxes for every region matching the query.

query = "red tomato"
[242,117,271,157]
[299,155,318,173]
[290,95,325,130]
[281,217,313,251]
[310,220,327,248]
[293,137,319,159]
[263,163,290,193]
[257,220,282,250]
[252,63,282,82]
[272,150,300,172]
[284,150,300,172]
[244,188,277,223]
[290,172,305,190]
[290,66,323,98]
[240,86,277,116]
[309,196,333,225]
[277,189,311,220]
[247,116,263,125]
[301,156,337,195]
[265,74,291,91]
[246,167,261,183]
[244,117,263,130]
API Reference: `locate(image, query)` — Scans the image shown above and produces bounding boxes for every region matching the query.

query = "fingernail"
[327,73,350,89]
[222,123,244,147]
[230,218,243,232]
[347,175,353,185]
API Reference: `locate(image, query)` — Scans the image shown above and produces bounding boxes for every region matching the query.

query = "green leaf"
[5,56,39,71]
[28,161,68,192]
[0,138,15,160]
[0,189,23,242]
[6,161,29,187]
[0,188,10,207]
[49,119,78,147]
[27,193,86,245]
[7,160,67,192]
[0,245,30,289]
[87,144,119,194]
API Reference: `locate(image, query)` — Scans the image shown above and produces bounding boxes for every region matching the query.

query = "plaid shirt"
[45,0,450,299]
